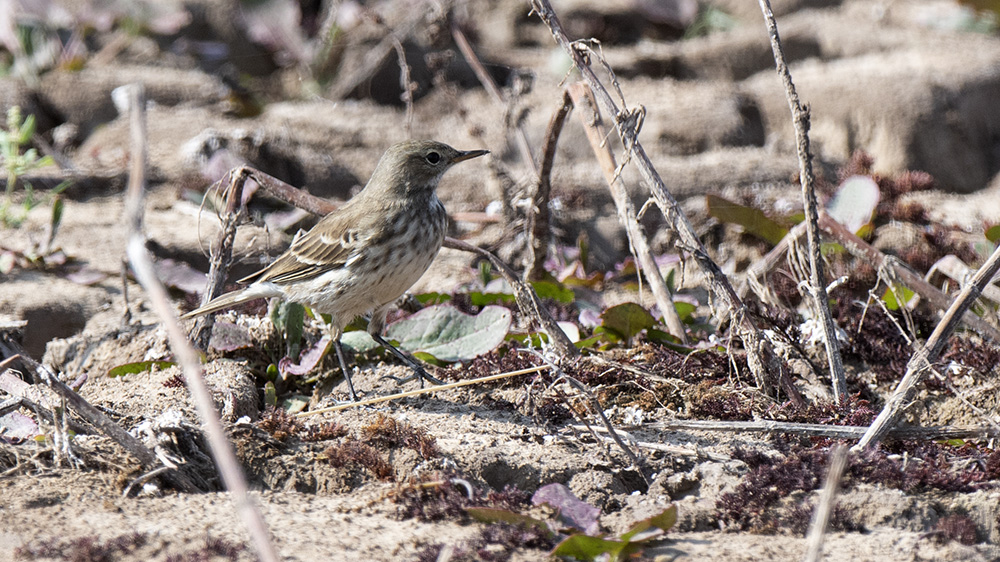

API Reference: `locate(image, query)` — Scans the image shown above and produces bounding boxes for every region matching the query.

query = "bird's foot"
[382,365,447,387]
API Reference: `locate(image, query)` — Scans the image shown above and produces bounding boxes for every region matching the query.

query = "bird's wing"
[239,210,364,285]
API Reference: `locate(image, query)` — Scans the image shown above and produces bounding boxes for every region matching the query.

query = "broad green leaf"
[646,328,680,345]
[531,280,575,303]
[413,292,451,305]
[466,508,552,536]
[600,303,656,342]
[674,301,696,322]
[551,535,628,561]
[340,330,377,353]
[386,305,511,362]
[827,175,880,234]
[620,505,677,542]
[575,335,603,349]
[986,224,1000,243]
[469,291,515,306]
[108,360,176,378]
[882,284,915,311]
[706,194,789,246]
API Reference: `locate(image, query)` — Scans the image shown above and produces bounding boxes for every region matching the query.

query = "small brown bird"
[182,140,488,400]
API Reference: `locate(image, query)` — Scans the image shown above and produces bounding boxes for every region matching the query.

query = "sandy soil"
[3,0,1000,560]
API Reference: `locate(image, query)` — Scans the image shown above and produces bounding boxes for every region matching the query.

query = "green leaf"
[645,328,680,345]
[49,195,63,233]
[466,508,552,536]
[108,360,176,377]
[271,301,304,358]
[469,291,515,306]
[340,330,377,353]
[674,301,696,323]
[531,280,575,303]
[413,292,452,305]
[986,224,1000,244]
[264,381,276,407]
[386,305,512,362]
[882,284,915,311]
[706,194,789,246]
[575,334,603,349]
[551,535,629,561]
[17,113,35,145]
[664,268,676,293]
[600,303,656,343]
[620,505,677,542]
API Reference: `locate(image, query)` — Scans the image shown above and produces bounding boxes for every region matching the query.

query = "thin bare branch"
[646,418,1000,440]
[529,0,794,400]
[818,213,1000,341]
[451,21,538,180]
[120,84,280,562]
[444,237,579,359]
[758,0,845,402]
[855,242,1000,450]
[526,91,572,280]
[567,82,687,343]
[803,445,849,562]
[391,37,414,137]
[190,169,248,348]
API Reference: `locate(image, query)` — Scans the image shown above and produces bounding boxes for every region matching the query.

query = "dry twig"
[855,242,1000,450]
[757,0,845,402]
[525,91,572,281]
[647,418,1000,440]
[452,22,538,179]
[190,169,248,348]
[818,213,1000,341]
[120,84,280,562]
[803,445,849,562]
[529,0,796,401]
[567,82,687,343]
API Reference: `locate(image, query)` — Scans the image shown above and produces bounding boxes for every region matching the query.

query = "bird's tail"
[180,285,278,319]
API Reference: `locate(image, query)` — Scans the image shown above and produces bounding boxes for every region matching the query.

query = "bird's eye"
[425,151,441,164]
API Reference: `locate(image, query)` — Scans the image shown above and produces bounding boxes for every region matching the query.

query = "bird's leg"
[332,337,359,402]
[370,333,446,386]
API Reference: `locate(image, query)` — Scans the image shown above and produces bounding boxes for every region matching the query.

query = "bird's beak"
[452,149,490,163]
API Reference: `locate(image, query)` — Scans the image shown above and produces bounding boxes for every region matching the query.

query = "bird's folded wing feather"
[239,214,361,285]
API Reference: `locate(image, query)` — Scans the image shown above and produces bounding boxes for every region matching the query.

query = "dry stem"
[567,82,687,343]
[525,91,572,281]
[803,445,849,562]
[757,0,845,402]
[121,84,279,562]
[855,241,1000,450]
[529,0,794,400]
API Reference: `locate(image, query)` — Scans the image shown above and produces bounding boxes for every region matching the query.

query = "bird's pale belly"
[283,225,444,330]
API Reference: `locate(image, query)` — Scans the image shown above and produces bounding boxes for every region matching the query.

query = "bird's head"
[368,140,489,197]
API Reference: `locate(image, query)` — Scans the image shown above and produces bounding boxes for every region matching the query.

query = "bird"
[182,140,489,401]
